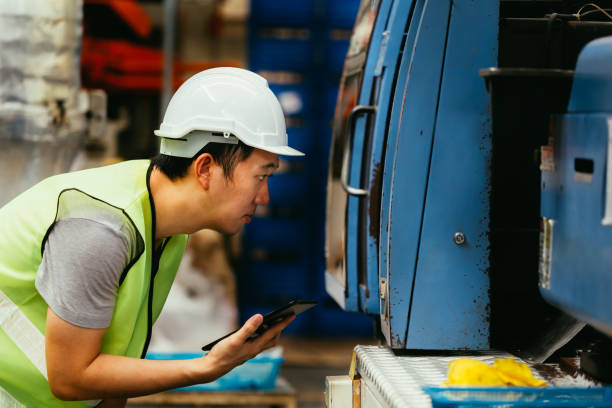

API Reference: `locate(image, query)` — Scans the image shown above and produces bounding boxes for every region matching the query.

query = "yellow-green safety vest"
[0,160,188,407]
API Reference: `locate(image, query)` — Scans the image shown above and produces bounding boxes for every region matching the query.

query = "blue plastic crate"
[146,352,283,391]
[240,261,312,300]
[325,34,350,74]
[249,37,313,71]
[325,84,340,119]
[422,387,612,407]
[244,217,309,252]
[269,82,313,118]
[313,302,374,337]
[267,173,310,205]
[287,126,314,153]
[250,0,316,27]
[325,0,360,29]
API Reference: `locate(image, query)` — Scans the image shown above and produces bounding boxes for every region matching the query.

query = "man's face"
[210,148,279,234]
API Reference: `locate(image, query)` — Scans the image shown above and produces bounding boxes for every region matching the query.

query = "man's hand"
[203,313,295,378]
[45,307,295,401]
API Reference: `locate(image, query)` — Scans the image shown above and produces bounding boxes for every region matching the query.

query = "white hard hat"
[155,67,304,158]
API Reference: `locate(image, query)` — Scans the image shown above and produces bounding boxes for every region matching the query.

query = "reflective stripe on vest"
[0,289,101,407]
[0,383,24,408]
[0,289,47,378]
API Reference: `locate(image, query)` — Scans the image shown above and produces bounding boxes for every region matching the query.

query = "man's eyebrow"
[261,162,279,170]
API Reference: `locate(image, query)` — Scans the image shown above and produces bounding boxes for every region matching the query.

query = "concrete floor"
[278,337,369,408]
[280,364,347,408]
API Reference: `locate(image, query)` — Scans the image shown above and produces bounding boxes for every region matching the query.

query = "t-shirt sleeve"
[35,217,132,329]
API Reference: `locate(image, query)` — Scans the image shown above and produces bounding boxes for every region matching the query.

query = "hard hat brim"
[255,145,305,157]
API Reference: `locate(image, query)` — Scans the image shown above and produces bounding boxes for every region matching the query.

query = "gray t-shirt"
[35,212,138,329]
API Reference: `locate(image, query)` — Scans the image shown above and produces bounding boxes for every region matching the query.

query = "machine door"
[325,0,386,311]
[347,0,416,314]
[379,0,498,349]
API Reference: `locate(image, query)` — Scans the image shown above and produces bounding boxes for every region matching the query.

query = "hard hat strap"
[159,130,239,158]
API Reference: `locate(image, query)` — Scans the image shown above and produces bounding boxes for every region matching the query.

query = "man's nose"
[255,180,270,206]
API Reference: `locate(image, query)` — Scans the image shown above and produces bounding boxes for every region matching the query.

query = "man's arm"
[45,308,294,400]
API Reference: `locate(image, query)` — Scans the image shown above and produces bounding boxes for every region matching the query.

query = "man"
[0,67,304,407]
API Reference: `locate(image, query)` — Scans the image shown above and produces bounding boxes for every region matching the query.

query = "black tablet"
[201,299,317,351]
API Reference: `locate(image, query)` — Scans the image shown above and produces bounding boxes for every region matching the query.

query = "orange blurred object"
[81,1,240,92]
[84,0,151,38]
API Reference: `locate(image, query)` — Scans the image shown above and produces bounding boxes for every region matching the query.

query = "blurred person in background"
[149,229,240,352]
[0,68,303,407]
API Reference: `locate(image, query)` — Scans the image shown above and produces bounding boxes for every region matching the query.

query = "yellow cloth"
[443,357,547,387]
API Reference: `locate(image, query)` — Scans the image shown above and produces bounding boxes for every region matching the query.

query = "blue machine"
[326,0,612,359]
[540,36,612,338]
[326,0,498,349]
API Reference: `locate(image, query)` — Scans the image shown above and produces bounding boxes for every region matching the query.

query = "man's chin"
[224,223,246,236]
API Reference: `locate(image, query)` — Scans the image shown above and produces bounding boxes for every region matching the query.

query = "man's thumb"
[236,314,263,342]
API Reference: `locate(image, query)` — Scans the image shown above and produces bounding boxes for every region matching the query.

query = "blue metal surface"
[540,114,612,335]
[568,36,612,113]
[380,0,453,348]
[378,0,425,346]
[404,0,497,349]
[345,0,415,315]
[382,0,498,349]
[540,36,612,337]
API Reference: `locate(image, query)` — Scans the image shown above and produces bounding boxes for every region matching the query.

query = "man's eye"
[257,174,273,181]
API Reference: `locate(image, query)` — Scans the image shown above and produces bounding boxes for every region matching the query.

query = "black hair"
[151,140,254,180]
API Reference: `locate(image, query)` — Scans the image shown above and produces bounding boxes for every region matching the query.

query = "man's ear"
[193,153,215,190]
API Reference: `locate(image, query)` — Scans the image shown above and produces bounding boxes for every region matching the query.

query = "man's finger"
[262,334,281,350]
[234,314,263,343]
[274,313,296,330]
[254,314,295,347]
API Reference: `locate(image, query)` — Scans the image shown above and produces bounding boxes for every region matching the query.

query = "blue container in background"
[241,262,312,300]
[245,0,368,338]
[266,173,309,206]
[146,352,284,391]
[250,0,316,27]
[325,31,351,74]
[269,82,313,118]
[249,36,313,71]
[325,83,340,120]
[312,302,373,338]
[244,263,311,297]
[244,217,308,252]
[325,0,361,29]
[286,126,313,152]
